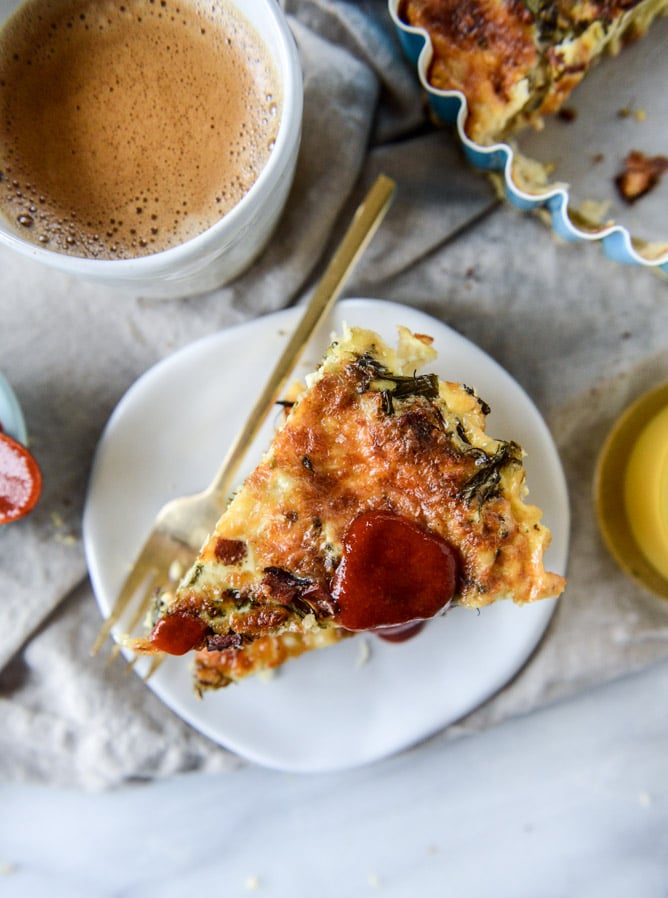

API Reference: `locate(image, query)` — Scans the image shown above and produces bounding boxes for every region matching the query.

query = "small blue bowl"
[389,0,668,275]
[0,370,28,445]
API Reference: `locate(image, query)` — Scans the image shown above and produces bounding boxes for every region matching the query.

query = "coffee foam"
[0,0,281,258]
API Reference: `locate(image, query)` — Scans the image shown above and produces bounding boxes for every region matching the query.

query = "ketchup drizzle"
[331,510,458,634]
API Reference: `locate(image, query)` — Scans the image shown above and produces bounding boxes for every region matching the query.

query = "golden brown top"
[399,0,659,143]
[402,0,537,121]
[163,327,564,648]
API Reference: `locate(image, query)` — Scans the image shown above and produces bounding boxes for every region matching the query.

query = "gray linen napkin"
[1,0,668,789]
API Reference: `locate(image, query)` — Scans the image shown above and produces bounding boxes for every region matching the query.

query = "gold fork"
[91,174,397,661]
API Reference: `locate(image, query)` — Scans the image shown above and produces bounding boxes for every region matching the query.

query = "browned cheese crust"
[136,326,565,689]
[399,0,666,144]
[193,628,351,693]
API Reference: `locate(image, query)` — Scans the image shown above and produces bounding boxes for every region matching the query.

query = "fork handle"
[207,173,396,507]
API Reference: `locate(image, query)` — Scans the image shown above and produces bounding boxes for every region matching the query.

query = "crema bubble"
[0,0,281,258]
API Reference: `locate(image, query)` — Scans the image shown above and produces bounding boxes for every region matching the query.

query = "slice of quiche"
[132,325,565,691]
[398,0,668,146]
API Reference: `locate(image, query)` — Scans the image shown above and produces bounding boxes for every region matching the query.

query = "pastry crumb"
[575,198,612,227]
[50,511,79,545]
[367,871,382,889]
[244,874,261,890]
[355,637,372,669]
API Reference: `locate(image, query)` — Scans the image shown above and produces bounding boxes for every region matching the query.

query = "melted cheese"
[400,0,668,145]
[136,325,566,689]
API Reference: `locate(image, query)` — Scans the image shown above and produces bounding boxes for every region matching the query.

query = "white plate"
[83,298,570,773]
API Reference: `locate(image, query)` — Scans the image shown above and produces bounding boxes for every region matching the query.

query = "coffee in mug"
[0,0,282,259]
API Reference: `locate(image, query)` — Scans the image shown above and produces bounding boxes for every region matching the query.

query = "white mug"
[0,0,303,299]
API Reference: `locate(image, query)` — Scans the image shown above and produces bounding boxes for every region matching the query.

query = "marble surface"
[2,656,667,897]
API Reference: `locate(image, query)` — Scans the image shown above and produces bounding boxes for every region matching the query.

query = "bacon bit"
[260,567,336,618]
[206,632,245,651]
[261,566,308,604]
[0,431,42,525]
[231,604,291,634]
[615,151,668,203]
[214,537,247,565]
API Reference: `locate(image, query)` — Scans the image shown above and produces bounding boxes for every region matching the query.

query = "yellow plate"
[595,381,668,599]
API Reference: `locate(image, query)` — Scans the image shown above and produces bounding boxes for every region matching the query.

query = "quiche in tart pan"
[389,0,668,272]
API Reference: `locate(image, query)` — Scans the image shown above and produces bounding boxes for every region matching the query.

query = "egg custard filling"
[131,325,566,691]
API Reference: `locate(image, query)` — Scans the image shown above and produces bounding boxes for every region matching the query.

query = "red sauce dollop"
[0,430,42,525]
[149,611,209,655]
[331,510,458,633]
